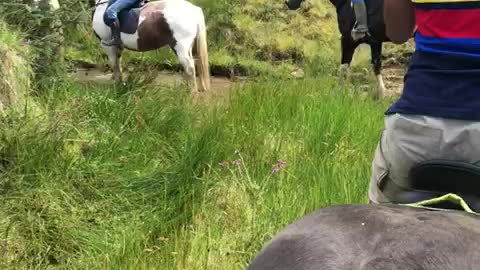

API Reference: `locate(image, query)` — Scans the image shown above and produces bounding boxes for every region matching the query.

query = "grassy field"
[0,0,400,269]
[0,74,389,269]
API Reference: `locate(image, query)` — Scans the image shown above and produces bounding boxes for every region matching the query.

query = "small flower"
[272,167,281,174]
[277,160,286,168]
[231,159,242,166]
[234,150,240,155]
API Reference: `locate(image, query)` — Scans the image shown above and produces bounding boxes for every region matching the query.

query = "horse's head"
[285,0,304,10]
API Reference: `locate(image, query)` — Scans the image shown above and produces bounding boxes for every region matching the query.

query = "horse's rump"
[247,204,480,270]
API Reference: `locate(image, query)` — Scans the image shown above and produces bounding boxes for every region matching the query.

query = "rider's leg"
[352,0,369,40]
[103,0,140,46]
[369,113,480,204]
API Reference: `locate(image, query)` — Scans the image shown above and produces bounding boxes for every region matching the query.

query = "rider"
[352,0,369,40]
[369,0,480,203]
[103,0,144,47]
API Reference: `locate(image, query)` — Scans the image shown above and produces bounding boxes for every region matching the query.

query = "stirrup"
[351,29,369,41]
[102,38,122,47]
[103,24,122,47]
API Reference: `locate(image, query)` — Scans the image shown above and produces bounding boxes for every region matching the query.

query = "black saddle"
[103,0,148,34]
[381,160,480,213]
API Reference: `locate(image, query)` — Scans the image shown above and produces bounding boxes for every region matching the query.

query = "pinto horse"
[91,0,211,92]
[286,0,389,99]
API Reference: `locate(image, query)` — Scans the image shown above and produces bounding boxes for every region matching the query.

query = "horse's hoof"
[372,91,383,101]
[111,75,122,81]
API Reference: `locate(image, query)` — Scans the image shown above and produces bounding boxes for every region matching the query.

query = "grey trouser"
[369,113,480,203]
[352,0,368,32]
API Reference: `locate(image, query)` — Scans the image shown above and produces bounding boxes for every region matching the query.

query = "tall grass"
[0,75,389,269]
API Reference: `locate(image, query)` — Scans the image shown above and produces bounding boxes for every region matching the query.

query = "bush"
[0,20,39,114]
[0,0,88,78]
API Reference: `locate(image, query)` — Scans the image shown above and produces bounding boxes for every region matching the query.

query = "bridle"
[95,0,109,7]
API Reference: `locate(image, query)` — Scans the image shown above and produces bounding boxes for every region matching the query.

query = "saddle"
[103,0,148,34]
[381,160,480,213]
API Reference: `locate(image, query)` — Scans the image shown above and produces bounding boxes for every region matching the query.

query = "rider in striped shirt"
[369,0,480,203]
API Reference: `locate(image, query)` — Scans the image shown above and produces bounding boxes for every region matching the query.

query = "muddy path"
[382,65,406,97]
[71,67,241,104]
[71,62,405,105]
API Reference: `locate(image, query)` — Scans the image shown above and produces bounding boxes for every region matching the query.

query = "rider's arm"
[384,0,416,44]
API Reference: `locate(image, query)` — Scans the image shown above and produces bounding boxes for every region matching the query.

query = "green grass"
[0,1,400,268]
[0,75,389,269]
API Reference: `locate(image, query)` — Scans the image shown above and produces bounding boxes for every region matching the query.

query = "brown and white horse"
[91,0,211,92]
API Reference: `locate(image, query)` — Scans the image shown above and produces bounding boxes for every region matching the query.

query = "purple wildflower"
[271,160,287,174]
[272,167,281,174]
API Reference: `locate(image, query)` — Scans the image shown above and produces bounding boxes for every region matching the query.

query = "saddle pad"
[103,0,143,34]
[405,193,480,215]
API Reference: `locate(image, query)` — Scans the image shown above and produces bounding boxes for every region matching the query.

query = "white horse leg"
[175,43,197,92]
[338,63,350,84]
[188,46,198,92]
[101,43,122,81]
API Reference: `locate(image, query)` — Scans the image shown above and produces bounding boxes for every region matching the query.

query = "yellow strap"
[404,193,478,214]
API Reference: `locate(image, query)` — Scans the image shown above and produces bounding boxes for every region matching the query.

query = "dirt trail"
[72,68,239,104]
[72,64,405,104]
[383,65,405,97]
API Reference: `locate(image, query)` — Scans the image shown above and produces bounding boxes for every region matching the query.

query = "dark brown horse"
[286,0,389,99]
[247,203,480,270]
[247,158,480,269]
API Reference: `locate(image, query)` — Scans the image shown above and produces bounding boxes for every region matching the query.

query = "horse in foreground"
[91,0,211,92]
[286,0,389,99]
[247,160,480,269]
[247,203,480,270]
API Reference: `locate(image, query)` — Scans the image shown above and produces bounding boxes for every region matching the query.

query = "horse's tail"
[195,8,211,91]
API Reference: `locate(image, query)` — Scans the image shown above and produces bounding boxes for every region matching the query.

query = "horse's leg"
[339,36,356,83]
[116,46,123,81]
[188,46,198,92]
[371,42,385,99]
[175,42,197,93]
[101,43,122,81]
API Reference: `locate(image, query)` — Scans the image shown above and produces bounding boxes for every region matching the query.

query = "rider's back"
[369,0,480,204]
[387,0,480,120]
